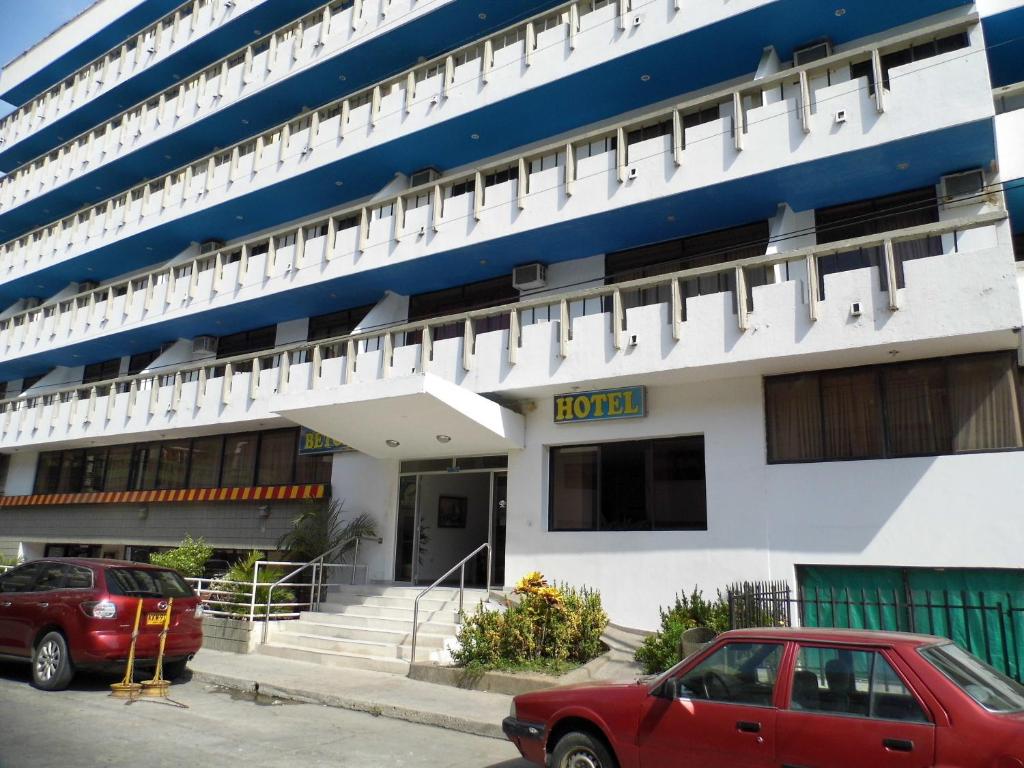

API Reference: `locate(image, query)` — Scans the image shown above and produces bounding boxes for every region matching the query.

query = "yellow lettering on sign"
[304,433,316,450]
[573,397,591,419]
[555,396,574,422]
[592,393,609,417]
[607,392,623,416]
[624,390,640,415]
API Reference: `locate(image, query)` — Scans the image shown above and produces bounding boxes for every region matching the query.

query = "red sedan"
[0,558,204,690]
[504,627,1024,768]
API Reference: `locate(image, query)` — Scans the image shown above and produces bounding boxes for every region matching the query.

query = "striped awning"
[0,483,326,508]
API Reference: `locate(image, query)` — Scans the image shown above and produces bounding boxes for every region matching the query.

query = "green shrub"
[148,535,213,577]
[0,552,21,568]
[213,551,296,619]
[634,588,730,675]
[453,572,608,672]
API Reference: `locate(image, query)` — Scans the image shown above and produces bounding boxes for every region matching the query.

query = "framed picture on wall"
[437,495,468,529]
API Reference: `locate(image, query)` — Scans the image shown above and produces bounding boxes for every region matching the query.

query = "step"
[330,584,490,602]
[257,643,410,675]
[315,602,460,622]
[272,619,448,648]
[324,593,467,612]
[298,611,458,635]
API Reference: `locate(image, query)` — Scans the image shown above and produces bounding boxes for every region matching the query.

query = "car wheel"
[32,631,74,691]
[162,659,188,681]
[551,731,618,768]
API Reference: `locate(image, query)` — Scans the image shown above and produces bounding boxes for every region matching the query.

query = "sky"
[0,0,96,118]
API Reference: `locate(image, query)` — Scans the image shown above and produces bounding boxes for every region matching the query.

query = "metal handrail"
[261,535,360,643]
[409,542,491,666]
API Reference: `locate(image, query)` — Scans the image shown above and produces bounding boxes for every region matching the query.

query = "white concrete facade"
[1,0,1023,632]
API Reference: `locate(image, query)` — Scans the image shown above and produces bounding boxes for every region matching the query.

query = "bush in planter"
[213,551,296,619]
[634,587,730,674]
[453,572,608,672]
[148,535,213,578]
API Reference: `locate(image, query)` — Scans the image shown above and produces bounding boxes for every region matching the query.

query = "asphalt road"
[0,661,531,768]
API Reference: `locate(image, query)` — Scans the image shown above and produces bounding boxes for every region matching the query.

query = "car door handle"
[1,601,11,607]
[737,721,761,733]
[36,602,49,608]
[883,739,914,752]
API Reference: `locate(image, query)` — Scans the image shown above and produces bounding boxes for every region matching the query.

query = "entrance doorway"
[393,457,507,588]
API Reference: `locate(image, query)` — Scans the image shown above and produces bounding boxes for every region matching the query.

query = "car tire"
[32,631,74,691]
[162,659,189,681]
[550,730,619,768]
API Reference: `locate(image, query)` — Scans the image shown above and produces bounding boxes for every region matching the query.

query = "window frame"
[675,640,786,708]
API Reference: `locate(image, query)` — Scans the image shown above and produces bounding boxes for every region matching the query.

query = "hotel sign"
[298,427,350,455]
[554,386,647,424]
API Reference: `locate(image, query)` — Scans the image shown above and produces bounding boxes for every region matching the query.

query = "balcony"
[0,13,999,380]
[0,0,332,172]
[0,210,1016,452]
[0,0,565,239]
[0,2,978,302]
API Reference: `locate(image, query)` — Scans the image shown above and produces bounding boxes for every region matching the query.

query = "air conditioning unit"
[794,40,832,66]
[512,263,547,291]
[199,239,225,255]
[940,169,986,208]
[192,335,218,356]
[77,280,99,292]
[410,167,441,188]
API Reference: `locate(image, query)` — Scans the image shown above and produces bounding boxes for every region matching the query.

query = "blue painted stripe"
[0,118,996,381]
[982,5,1024,88]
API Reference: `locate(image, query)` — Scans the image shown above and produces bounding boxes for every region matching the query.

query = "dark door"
[777,644,936,768]
[0,562,43,655]
[394,476,418,582]
[638,641,783,768]
[491,472,506,587]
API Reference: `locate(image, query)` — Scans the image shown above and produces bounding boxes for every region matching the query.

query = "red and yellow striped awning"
[0,484,326,508]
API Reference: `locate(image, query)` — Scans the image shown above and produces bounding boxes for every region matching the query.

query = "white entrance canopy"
[271,373,525,459]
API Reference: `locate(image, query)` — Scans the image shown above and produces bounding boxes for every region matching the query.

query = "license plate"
[146,612,166,626]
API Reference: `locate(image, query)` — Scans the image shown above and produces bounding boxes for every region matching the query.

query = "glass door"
[394,475,419,582]
[491,471,507,587]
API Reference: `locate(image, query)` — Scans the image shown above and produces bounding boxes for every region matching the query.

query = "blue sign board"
[298,427,350,455]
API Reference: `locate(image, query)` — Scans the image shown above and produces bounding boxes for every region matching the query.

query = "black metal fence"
[727,580,1024,683]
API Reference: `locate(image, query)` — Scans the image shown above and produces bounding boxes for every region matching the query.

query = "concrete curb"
[190,669,506,740]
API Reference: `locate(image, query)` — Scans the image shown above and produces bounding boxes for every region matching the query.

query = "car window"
[790,646,928,723]
[105,567,193,598]
[0,562,42,593]
[32,562,69,591]
[66,566,94,589]
[678,642,784,706]
[922,642,1024,713]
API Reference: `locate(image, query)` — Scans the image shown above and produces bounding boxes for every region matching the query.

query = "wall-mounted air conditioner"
[199,239,225,255]
[939,169,986,208]
[513,263,547,291]
[410,167,441,188]
[794,40,832,66]
[192,336,218,356]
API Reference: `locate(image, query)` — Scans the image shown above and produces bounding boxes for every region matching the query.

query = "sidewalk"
[188,650,512,740]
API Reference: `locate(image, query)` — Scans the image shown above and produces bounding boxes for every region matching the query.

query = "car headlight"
[509,700,517,720]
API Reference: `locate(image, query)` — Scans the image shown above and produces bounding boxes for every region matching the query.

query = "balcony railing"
[0,13,986,358]
[0,8,980,284]
[0,210,1008,448]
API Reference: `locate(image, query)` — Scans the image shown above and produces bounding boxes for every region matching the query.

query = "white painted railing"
[0,211,1008,449]
[0,8,980,287]
[0,14,986,358]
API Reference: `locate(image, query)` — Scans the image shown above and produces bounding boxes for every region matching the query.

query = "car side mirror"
[658,677,680,700]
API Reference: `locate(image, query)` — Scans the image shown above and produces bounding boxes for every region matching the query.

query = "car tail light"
[80,600,117,619]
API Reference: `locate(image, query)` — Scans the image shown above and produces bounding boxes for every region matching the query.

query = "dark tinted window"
[82,357,121,385]
[188,436,223,488]
[105,568,193,598]
[66,566,94,589]
[221,433,258,487]
[0,562,42,593]
[32,562,68,591]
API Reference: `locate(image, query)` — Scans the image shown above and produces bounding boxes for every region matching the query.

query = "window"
[221,433,258,487]
[105,567,193,598]
[104,445,134,491]
[850,32,969,95]
[295,452,332,485]
[765,352,1024,463]
[549,436,707,531]
[66,566,93,589]
[82,357,121,384]
[484,165,518,188]
[156,440,190,488]
[678,642,784,706]
[790,646,928,722]
[922,642,1024,713]
[448,178,475,198]
[308,304,372,341]
[188,436,223,488]
[34,452,63,493]
[82,447,108,492]
[256,429,296,486]
[627,119,672,146]
[217,325,276,359]
[32,562,68,592]
[128,349,160,375]
[0,563,42,593]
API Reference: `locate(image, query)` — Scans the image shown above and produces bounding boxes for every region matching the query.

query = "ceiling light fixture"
[436,434,452,444]
[385,439,401,448]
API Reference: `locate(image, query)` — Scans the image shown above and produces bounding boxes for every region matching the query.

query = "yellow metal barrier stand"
[110,598,144,698]
[141,597,173,697]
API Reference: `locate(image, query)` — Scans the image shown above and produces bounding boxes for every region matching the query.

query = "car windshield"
[105,568,193,598]
[921,642,1024,713]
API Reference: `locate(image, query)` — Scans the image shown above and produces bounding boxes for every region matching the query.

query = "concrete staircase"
[257,583,490,675]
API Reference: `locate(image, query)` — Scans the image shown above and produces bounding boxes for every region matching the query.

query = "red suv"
[0,558,204,691]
